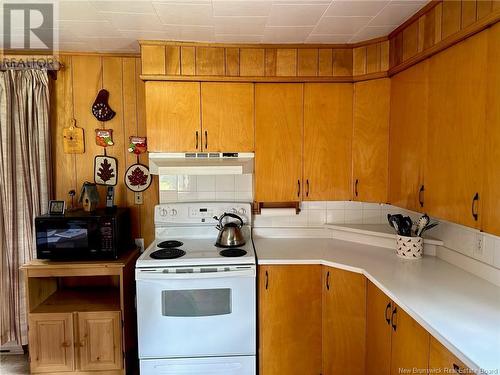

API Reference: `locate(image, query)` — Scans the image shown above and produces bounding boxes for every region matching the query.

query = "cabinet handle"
[195,131,199,150]
[391,306,397,331]
[471,192,479,221]
[265,270,269,290]
[385,302,392,325]
[418,185,425,208]
[355,179,359,198]
[297,180,301,198]
[306,179,310,197]
[326,271,330,290]
[204,130,208,150]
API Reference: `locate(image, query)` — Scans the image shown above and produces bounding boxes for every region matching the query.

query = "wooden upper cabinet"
[304,83,353,201]
[353,78,391,203]
[426,32,487,228]
[145,81,201,152]
[77,311,123,371]
[365,281,392,375]
[390,305,430,375]
[389,61,429,212]
[322,267,366,375]
[255,84,303,202]
[29,313,75,373]
[429,337,471,374]
[482,23,500,236]
[259,265,322,375]
[201,83,254,152]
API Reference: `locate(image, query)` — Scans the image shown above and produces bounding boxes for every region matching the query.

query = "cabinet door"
[482,23,500,236]
[322,267,366,375]
[353,78,390,202]
[255,84,303,202]
[429,337,471,374]
[201,83,254,152]
[426,32,487,228]
[28,313,74,373]
[389,61,429,212]
[365,281,392,375]
[77,311,122,371]
[146,81,201,152]
[304,83,353,201]
[259,265,322,375]
[390,305,430,375]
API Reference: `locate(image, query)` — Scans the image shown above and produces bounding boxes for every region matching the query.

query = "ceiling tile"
[169,25,216,41]
[314,16,371,34]
[306,34,352,43]
[268,4,329,26]
[153,2,213,26]
[99,12,167,31]
[262,26,314,43]
[59,20,123,37]
[325,1,389,17]
[272,0,331,4]
[89,1,156,14]
[215,34,264,43]
[59,1,102,21]
[350,25,395,42]
[58,41,95,52]
[212,1,273,17]
[85,37,138,50]
[368,3,420,26]
[214,16,268,34]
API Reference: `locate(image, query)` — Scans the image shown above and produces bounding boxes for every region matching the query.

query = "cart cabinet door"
[77,311,123,371]
[29,313,75,373]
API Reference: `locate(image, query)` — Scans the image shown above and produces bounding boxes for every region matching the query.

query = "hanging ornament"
[127,136,147,155]
[95,129,114,147]
[63,119,85,154]
[92,89,115,121]
[94,155,118,186]
[124,164,152,192]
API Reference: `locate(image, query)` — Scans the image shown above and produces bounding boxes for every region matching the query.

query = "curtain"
[0,70,51,346]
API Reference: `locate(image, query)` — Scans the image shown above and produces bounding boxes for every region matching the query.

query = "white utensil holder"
[396,235,423,259]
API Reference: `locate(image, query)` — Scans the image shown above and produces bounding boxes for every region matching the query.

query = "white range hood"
[149,152,254,175]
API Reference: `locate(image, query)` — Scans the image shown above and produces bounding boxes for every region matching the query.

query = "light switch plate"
[135,192,143,205]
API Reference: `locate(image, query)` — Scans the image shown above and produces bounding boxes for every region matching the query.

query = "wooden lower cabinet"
[322,267,366,375]
[429,337,471,374]
[77,312,123,371]
[259,265,322,375]
[29,311,122,374]
[29,313,75,373]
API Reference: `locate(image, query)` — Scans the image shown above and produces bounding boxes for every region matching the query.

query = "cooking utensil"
[213,213,246,248]
[388,214,404,235]
[400,216,413,236]
[420,222,438,235]
[415,214,430,236]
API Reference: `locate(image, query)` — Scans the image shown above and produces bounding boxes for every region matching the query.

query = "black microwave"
[35,208,133,260]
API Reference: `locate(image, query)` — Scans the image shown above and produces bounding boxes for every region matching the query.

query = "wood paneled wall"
[51,54,157,245]
[389,0,500,74]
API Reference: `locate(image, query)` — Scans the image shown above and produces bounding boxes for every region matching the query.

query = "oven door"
[136,266,256,359]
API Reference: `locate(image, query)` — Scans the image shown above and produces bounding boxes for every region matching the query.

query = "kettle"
[213,213,246,248]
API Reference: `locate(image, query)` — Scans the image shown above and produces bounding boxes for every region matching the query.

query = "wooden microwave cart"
[21,249,139,375]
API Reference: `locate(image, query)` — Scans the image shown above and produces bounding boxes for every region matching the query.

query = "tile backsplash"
[159,174,253,203]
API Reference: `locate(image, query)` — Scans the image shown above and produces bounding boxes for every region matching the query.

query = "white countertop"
[253,237,500,373]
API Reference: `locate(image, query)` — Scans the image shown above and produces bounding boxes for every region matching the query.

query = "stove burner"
[219,249,247,257]
[150,249,186,259]
[157,240,184,249]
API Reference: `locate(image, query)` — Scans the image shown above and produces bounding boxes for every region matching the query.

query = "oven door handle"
[136,268,256,280]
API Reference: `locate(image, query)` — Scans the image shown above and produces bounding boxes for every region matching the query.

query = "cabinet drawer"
[429,337,471,374]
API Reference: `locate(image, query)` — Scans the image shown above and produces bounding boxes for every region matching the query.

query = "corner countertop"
[253,237,500,373]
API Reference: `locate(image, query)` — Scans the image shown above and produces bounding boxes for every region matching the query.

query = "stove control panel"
[155,202,252,225]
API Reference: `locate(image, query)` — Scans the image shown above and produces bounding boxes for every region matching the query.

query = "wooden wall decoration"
[140,41,390,82]
[51,54,157,245]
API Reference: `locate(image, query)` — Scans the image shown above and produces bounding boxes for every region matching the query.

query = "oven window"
[161,289,231,317]
[38,228,89,249]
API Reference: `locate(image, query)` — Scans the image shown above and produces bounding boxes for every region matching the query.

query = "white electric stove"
[135,202,256,375]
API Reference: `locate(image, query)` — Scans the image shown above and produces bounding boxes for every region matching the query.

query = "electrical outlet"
[135,238,145,252]
[474,233,483,257]
[135,192,143,205]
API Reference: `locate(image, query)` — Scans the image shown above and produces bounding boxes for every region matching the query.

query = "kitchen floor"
[0,354,29,374]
